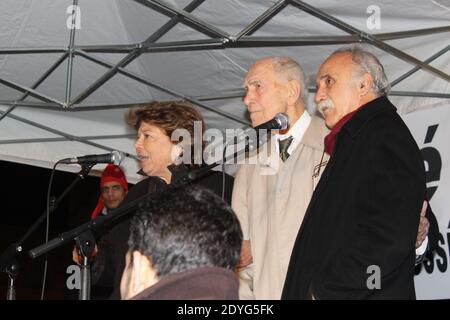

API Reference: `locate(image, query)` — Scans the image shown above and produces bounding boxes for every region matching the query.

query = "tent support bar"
[0,1,447,121]
[233,37,355,47]
[143,40,225,52]
[133,0,231,39]
[289,0,450,83]
[136,28,450,51]
[65,0,79,106]
[196,92,245,102]
[23,53,69,100]
[74,44,140,53]
[0,53,68,122]
[190,89,450,101]
[0,134,136,145]
[0,48,66,54]
[368,40,450,82]
[141,0,206,46]
[375,26,450,41]
[290,0,370,36]
[391,45,450,87]
[70,0,206,105]
[145,38,224,48]
[0,101,151,112]
[0,101,64,110]
[71,102,152,111]
[70,51,141,106]
[77,50,250,126]
[0,78,64,105]
[389,91,450,99]
[138,37,354,53]
[0,109,130,154]
[0,105,17,124]
[1,25,449,55]
[235,0,288,40]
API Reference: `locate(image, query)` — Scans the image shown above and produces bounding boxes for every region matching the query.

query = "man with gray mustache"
[317,99,334,113]
[282,47,427,299]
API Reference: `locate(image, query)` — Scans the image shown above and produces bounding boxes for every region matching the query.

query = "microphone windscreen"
[111,151,126,165]
[275,113,290,130]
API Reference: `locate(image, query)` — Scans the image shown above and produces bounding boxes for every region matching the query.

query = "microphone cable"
[40,160,61,300]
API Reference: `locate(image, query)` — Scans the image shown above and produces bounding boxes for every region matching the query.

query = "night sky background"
[0,160,105,299]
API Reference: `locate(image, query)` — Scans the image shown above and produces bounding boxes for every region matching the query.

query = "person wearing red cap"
[72,164,128,264]
[90,164,129,219]
[70,164,129,299]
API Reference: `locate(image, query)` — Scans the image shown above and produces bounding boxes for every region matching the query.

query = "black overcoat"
[282,96,426,299]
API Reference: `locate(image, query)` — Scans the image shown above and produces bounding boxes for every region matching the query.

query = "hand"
[72,245,98,265]
[416,200,430,249]
[72,246,82,265]
[236,240,253,268]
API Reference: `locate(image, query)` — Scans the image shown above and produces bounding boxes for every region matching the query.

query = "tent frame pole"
[0,0,449,149]
[65,0,79,107]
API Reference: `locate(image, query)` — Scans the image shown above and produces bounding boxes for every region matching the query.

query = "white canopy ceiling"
[0,0,449,183]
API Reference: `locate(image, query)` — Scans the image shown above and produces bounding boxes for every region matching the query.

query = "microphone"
[203,113,291,164]
[253,112,290,131]
[60,150,126,165]
[240,113,290,152]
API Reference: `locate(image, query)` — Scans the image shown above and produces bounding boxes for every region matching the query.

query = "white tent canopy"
[0,0,449,184]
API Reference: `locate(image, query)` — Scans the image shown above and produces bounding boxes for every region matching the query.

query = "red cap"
[90,164,128,219]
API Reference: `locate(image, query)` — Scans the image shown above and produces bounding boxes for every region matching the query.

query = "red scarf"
[324,107,362,156]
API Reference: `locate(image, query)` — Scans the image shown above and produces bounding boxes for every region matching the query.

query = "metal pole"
[0,52,68,123]
[6,263,19,300]
[79,260,91,300]
[70,0,205,105]
[391,45,450,87]
[7,276,16,300]
[0,47,66,54]
[0,78,64,105]
[133,0,230,39]
[77,50,250,125]
[0,109,129,154]
[0,25,448,55]
[234,0,288,40]
[0,134,136,145]
[289,0,450,83]
[65,0,79,106]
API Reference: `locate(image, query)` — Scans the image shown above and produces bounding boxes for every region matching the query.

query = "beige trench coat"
[232,116,329,299]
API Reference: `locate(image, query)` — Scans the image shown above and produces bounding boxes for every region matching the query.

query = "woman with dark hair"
[127,101,207,179]
[88,101,234,299]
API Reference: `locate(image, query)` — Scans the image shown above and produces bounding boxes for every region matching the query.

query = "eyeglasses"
[101,184,124,194]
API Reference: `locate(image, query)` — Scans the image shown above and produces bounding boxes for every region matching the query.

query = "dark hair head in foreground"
[128,185,243,277]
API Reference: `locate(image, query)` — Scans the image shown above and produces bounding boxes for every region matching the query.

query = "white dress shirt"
[275,110,312,157]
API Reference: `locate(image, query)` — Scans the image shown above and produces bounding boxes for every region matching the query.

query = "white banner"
[402,105,450,300]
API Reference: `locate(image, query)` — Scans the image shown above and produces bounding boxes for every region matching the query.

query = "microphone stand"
[74,231,96,300]
[27,129,275,298]
[0,163,95,300]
